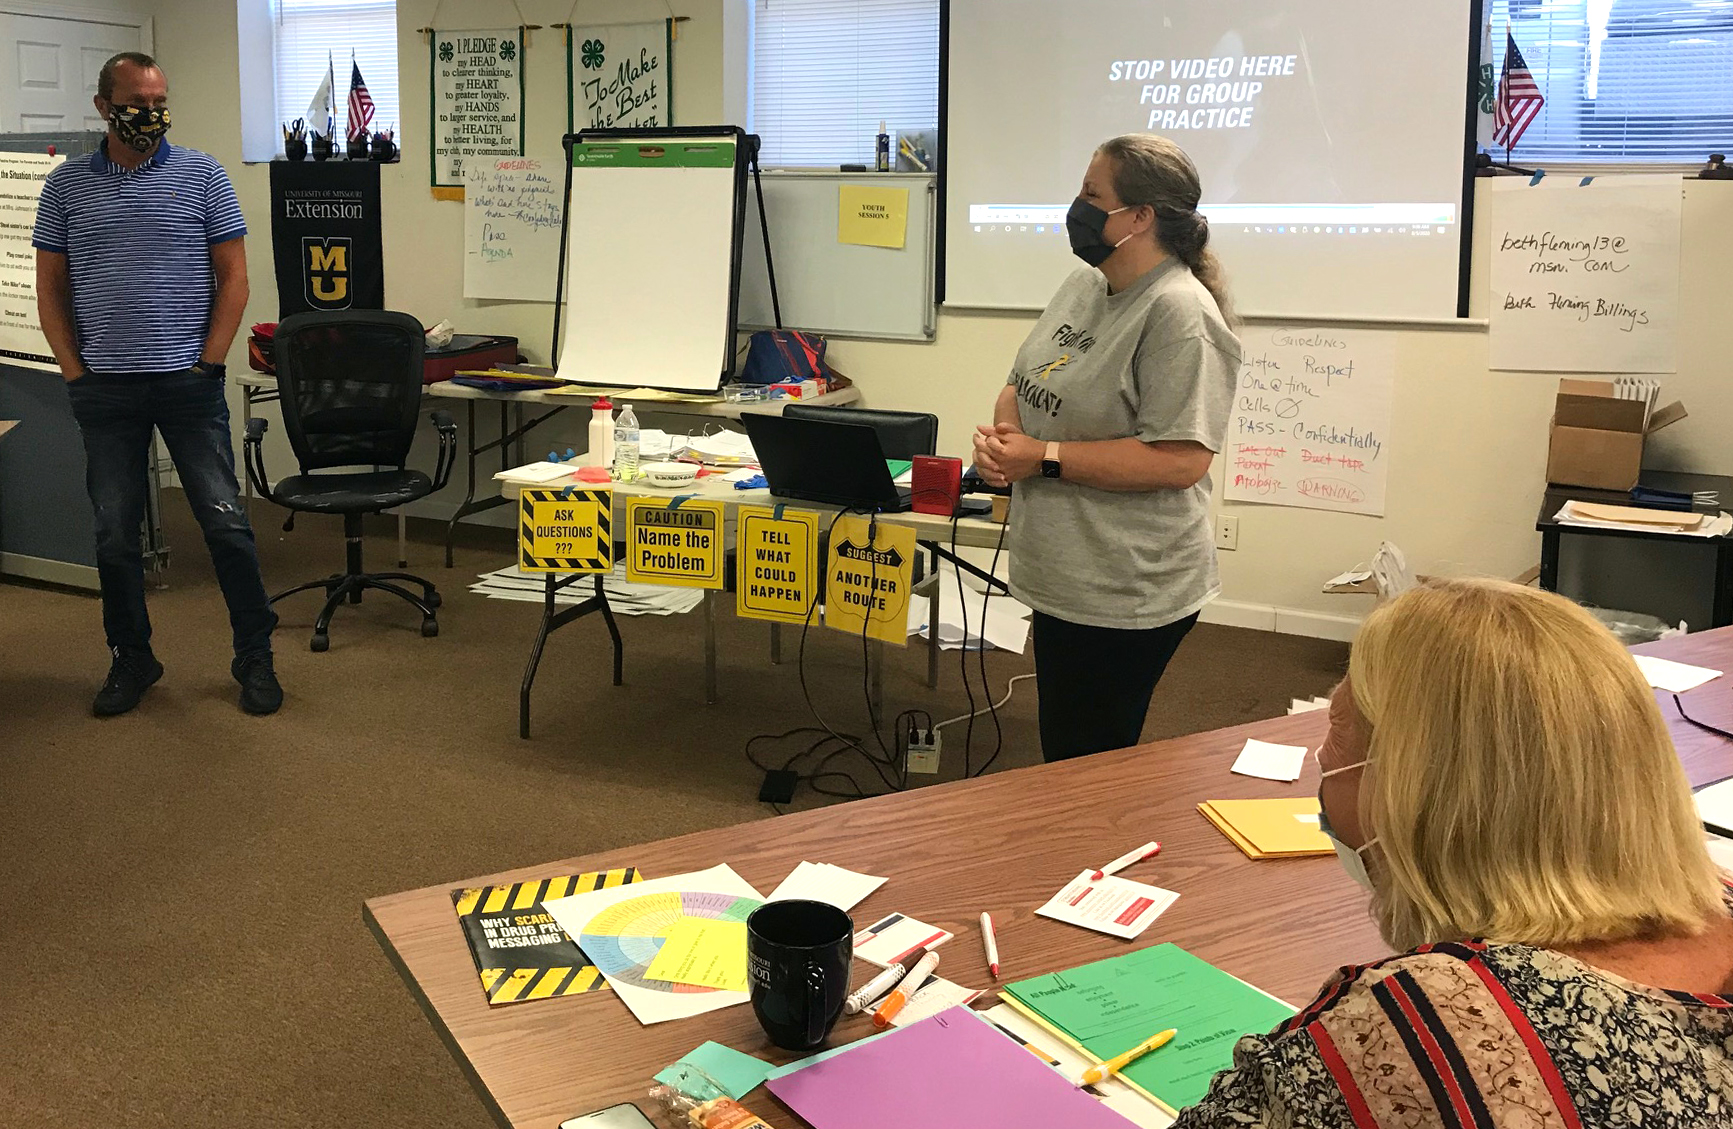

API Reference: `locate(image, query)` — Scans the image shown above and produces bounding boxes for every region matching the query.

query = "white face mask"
[1317,759,1378,890]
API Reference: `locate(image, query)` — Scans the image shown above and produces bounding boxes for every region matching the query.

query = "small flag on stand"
[1492,28,1545,152]
[347,57,376,142]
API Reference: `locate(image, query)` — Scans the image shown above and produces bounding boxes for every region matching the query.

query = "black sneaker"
[93,648,164,717]
[232,650,283,716]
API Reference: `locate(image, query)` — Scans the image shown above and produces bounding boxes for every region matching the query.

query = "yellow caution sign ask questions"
[625,497,726,588]
[735,505,820,624]
[824,514,916,646]
[518,488,612,573]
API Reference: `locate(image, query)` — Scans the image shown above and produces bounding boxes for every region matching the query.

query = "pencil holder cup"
[283,139,307,162]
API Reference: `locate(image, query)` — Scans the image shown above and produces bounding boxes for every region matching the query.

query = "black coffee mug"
[746,899,853,1051]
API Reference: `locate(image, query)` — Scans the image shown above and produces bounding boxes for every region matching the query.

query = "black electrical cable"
[970,492,1013,778]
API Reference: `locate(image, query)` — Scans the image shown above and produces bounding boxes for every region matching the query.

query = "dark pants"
[1031,610,1199,762]
[67,369,276,659]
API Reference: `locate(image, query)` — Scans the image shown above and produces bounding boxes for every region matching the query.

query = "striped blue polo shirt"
[32,141,247,373]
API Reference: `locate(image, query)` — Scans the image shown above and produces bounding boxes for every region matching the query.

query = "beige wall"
[150,0,1733,635]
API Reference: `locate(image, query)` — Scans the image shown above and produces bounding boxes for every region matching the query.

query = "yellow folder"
[1199,798,1334,859]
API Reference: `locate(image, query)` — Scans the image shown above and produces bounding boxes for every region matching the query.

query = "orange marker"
[872,948,941,1029]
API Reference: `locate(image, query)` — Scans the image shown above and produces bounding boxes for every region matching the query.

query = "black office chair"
[243,311,457,652]
[782,405,938,460]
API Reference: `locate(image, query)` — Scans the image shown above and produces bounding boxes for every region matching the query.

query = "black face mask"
[110,105,171,152]
[1066,198,1131,267]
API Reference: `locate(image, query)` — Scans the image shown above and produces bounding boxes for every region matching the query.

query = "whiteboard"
[464,157,563,302]
[556,134,744,393]
[740,172,936,341]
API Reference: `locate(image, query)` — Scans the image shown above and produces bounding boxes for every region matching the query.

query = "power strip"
[906,728,941,775]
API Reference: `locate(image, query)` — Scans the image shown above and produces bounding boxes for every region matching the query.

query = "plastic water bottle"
[587,396,615,469]
[614,402,640,481]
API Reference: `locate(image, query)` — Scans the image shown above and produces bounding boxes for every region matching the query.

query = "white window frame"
[237,0,400,164]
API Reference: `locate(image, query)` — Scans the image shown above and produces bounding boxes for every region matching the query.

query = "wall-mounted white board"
[464,157,563,302]
[740,172,936,342]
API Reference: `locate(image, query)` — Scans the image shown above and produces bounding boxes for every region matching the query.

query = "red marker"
[980,912,1000,978]
[1091,841,1162,881]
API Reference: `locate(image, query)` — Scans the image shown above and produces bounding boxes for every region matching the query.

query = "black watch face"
[1042,460,1061,479]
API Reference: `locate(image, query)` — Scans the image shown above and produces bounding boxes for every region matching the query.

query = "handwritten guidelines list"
[1223,327,1396,517]
[1487,174,1681,374]
[464,158,562,301]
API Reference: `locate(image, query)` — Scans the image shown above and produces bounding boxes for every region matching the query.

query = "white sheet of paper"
[1230,738,1309,782]
[766,862,887,911]
[889,974,982,1027]
[494,461,581,483]
[1633,654,1722,693]
[542,864,763,1025]
[1036,870,1180,940]
[853,912,954,967]
[1696,779,1733,837]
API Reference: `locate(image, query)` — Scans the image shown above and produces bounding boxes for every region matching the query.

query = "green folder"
[1002,943,1296,1112]
[886,459,913,479]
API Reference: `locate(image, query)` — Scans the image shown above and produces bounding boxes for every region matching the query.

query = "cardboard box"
[1546,379,1686,491]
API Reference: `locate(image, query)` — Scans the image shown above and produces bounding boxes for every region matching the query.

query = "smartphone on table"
[561,1102,657,1129]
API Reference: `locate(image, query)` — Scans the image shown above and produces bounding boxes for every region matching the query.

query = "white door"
[0,7,151,132]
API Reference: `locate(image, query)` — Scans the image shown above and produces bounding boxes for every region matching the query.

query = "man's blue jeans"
[66,369,276,658]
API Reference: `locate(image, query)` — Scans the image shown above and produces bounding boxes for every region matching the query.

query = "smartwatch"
[1040,441,1062,479]
[192,359,227,378]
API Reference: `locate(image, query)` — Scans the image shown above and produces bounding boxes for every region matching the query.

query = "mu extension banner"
[269,160,385,319]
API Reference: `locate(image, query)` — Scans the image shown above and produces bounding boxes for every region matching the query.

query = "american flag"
[1493,29,1544,151]
[347,60,375,141]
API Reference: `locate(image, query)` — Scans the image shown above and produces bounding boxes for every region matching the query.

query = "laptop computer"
[739,413,912,512]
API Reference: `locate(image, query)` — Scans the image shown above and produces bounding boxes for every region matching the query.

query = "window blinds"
[751,0,940,167]
[1489,0,1733,162]
[274,0,401,144]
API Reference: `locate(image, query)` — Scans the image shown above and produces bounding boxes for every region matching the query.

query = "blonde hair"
[1097,133,1233,322]
[1349,578,1722,952]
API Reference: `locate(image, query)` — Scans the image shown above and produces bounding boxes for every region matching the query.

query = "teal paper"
[654,1041,775,1099]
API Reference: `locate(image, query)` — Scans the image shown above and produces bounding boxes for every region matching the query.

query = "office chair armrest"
[430,409,458,491]
[242,417,279,503]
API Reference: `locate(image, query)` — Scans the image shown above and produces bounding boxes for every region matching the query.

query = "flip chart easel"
[550,127,782,394]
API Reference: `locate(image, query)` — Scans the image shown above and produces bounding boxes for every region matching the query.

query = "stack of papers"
[1000,944,1295,1114]
[685,429,757,467]
[1614,376,1661,430]
[471,564,704,616]
[1198,798,1334,859]
[906,561,1030,653]
[1556,501,1732,538]
[1288,696,1330,715]
[767,862,887,911]
[766,1007,1139,1129]
[1229,739,1308,782]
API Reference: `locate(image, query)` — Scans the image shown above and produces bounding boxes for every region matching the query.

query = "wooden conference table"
[363,629,1733,1129]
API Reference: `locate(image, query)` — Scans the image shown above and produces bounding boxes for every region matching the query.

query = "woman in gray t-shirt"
[974,134,1241,762]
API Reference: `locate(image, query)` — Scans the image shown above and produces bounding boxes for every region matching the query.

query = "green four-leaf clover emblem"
[500,40,516,62]
[582,39,605,70]
[439,40,454,63]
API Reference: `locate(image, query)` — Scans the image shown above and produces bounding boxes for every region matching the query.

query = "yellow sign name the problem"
[625,497,726,589]
[519,488,612,573]
[837,185,910,249]
[824,514,916,647]
[735,506,821,624]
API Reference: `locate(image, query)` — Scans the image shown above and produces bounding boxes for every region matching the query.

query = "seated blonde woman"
[1174,579,1733,1128]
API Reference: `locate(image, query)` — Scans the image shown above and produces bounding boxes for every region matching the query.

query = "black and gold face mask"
[110,105,171,152]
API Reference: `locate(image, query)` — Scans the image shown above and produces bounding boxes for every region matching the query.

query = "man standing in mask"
[33,51,282,717]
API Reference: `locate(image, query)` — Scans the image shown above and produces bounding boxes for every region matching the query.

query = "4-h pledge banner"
[567,21,673,131]
[269,161,385,319]
[431,28,526,189]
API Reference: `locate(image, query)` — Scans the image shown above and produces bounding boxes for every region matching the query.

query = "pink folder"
[765,1007,1138,1129]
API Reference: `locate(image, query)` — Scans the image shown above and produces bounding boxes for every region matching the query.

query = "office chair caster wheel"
[426,591,442,609]
[421,618,439,638]
[310,633,330,653]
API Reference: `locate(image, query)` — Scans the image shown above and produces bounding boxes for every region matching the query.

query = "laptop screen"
[740,414,906,512]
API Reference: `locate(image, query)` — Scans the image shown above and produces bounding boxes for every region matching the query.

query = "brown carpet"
[0,493,1346,1129]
